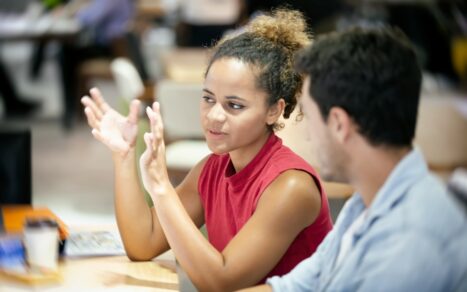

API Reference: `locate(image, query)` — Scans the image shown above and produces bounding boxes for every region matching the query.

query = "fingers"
[91,129,105,144]
[147,102,164,140]
[128,99,141,124]
[143,132,155,161]
[146,103,167,159]
[81,96,103,121]
[146,107,157,154]
[89,87,111,113]
[84,106,100,129]
[81,87,115,129]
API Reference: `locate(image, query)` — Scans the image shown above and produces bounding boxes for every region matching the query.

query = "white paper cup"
[23,218,59,272]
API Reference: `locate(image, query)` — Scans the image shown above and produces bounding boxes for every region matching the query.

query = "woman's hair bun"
[248,9,311,52]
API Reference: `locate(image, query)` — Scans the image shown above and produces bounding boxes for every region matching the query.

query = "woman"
[81,9,332,291]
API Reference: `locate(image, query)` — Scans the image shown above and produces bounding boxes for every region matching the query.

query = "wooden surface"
[0,205,179,291]
[0,255,179,291]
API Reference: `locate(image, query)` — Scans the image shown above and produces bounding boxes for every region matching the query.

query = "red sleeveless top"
[198,134,333,282]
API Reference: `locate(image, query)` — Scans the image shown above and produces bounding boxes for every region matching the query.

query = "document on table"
[64,230,126,257]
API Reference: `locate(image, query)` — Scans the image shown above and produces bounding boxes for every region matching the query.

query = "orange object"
[1,205,69,240]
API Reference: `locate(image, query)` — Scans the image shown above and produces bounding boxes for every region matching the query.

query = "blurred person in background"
[0,60,41,117]
[30,0,136,79]
[0,0,43,117]
[242,27,467,292]
[73,0,135,54]
[81,9,334,291]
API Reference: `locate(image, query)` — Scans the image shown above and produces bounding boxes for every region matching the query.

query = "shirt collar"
[351,148,429,236]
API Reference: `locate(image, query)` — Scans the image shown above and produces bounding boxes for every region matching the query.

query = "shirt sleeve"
[76,0,117,27]
[266,229,336,292]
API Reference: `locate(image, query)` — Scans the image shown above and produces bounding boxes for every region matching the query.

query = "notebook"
[64,230,126,257]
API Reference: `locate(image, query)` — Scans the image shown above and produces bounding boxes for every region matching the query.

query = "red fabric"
[198,134,333,282]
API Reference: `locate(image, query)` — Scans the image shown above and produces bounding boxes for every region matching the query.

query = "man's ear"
[327,107,353,144]
[267,99,286,126]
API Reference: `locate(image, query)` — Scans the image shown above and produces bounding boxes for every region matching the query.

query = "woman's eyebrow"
[203,88,215,95]
[225,95,247,102]
[203,88,247,102]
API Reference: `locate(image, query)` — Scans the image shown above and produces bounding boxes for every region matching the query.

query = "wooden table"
[0,254,179,291]
[0,205,180,291]
[0,205,181,291]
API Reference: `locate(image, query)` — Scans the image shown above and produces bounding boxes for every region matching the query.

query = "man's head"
[295,27,422,181]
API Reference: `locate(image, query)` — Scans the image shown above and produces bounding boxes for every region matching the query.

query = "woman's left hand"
[140,102,172,198]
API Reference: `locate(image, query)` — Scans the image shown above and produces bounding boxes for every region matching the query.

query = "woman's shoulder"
[268,142,319,177]
[258,169,323,226]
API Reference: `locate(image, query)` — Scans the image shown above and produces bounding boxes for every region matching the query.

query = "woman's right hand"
[81,87,140,158]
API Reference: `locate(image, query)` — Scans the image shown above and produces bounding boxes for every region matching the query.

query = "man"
[242,27,467,291]
[0,60,40,117]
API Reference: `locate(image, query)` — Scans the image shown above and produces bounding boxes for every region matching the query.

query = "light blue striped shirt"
[267,149,467,291]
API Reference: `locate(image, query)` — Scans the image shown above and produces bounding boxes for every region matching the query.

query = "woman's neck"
[229,131,272,173]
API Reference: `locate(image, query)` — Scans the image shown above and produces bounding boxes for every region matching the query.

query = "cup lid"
[24,217,59,228]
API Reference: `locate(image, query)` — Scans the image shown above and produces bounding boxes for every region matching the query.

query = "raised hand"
[140,102,172,197]
[81,88,140,157]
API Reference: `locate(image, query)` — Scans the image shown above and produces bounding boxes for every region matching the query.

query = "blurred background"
[1,0,466,225]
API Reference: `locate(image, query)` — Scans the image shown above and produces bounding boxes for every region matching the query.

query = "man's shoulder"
[390,173,467,243]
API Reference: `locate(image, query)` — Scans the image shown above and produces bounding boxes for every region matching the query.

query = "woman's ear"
[267,99,286,125]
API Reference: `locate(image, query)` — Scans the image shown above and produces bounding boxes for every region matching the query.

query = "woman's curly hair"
[206,9,311,130]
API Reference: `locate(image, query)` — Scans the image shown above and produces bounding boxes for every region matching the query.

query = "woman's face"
[201,57,275,155]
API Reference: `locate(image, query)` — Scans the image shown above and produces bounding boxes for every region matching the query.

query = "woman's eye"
[228,102,244,110]
[202,96,215,103]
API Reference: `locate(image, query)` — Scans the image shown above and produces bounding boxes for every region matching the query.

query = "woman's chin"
[207,143,229,155]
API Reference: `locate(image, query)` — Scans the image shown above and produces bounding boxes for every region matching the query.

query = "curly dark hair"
[295,27,422,147]
[206,9,311,130]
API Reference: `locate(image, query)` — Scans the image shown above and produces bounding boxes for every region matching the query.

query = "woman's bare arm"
[81,88,205,260]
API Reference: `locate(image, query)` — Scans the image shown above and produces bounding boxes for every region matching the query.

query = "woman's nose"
[207,103,226,123]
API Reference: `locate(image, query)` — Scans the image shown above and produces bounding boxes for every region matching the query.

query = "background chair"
[415,94,467,180]
[0,127,32,205]
[156,79,211,185]
[110,57,145,104]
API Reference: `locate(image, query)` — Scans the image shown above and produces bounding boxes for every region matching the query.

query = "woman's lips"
[207,130,226,139]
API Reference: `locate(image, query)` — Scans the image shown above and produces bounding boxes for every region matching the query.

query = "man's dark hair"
[295,27,422,147]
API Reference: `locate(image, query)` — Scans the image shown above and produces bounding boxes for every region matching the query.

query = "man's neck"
[350,145,412,208]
